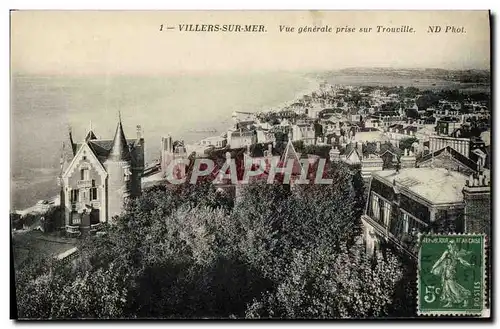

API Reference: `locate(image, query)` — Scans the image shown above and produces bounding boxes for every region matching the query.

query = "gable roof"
[342,143,362,160]
[417,146,478,172]
[62,142,108,181]
[74,138,137,165]
[280,139,303,175]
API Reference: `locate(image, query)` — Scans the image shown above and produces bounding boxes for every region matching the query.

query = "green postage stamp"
[418,234,487,316]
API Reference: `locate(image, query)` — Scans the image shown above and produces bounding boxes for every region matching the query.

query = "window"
[371,194,380,220]
[80,168,89,180]
[90,180,98,201]
[71,189,79,202]
[383,202,391,227]
[90,188,98,201]
[402,212,409,234]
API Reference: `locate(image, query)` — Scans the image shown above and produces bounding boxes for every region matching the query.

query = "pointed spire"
[63,125,76,158]
[108,114,131,162]
[67,125,74,148]
[84,120,97,141]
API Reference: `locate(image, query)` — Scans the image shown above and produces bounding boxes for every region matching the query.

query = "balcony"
[65,225,81,237]
[77,180,92,188]
[90,223,103,234]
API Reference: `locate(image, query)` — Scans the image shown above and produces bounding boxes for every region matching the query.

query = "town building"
[361,167,490,258]
[291,119,316,145]
[385,124,418,141]
[436,117,462,136]
[200,135,228,148]
[256,127,276,144]
[227,121,257,149]
[428,135,470,157]
[58,117,144,235]
[160,135,188,177]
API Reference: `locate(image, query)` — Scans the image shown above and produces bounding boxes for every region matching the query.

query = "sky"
[10,10,491,75]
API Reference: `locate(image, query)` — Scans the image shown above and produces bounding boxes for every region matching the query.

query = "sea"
[10,71,489,210]
[10,71,318,210]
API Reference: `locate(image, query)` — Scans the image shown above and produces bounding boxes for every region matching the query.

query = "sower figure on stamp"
[431,240,472,308]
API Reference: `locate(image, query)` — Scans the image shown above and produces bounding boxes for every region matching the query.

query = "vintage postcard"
[10,10,491,320]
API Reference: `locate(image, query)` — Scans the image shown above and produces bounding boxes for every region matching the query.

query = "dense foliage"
[14,161,413,319]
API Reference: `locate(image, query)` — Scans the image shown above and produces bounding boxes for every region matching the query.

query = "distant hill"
[315,68,490,84]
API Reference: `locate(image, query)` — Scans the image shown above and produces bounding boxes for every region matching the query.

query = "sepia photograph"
[9,10,491,319]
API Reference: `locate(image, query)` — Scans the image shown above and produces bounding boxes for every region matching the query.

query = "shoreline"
[266,76,321,113]
[12,73,487,212]
[11,74,320,211]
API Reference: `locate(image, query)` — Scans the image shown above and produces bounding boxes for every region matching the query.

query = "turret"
[107,116,131,162]
[105,115,132,220]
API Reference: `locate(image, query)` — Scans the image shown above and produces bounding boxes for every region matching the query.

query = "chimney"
[136,125,142,142]
[400,148,416,168]
[361,154,383,181]
[463,174,491,236]
[376,141,381,153]
[329,146,340,162]
[356,141,363,157]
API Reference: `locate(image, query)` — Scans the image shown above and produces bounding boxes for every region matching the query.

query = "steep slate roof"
[107,120,132,162]
[363,141,402,158]
[73,138,137,165]
[85,130,98,141]
[340,143,359,157]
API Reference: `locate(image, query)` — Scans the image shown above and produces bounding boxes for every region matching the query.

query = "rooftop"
[374,167,468,204]
[353,130,389,142]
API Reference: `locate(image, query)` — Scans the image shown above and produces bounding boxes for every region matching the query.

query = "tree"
[15,156,410,319]
[405,108,419,119]
[399,137,418,153]
[15,249,131,319]
[245,245,405,318]
[416,91,440,111]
